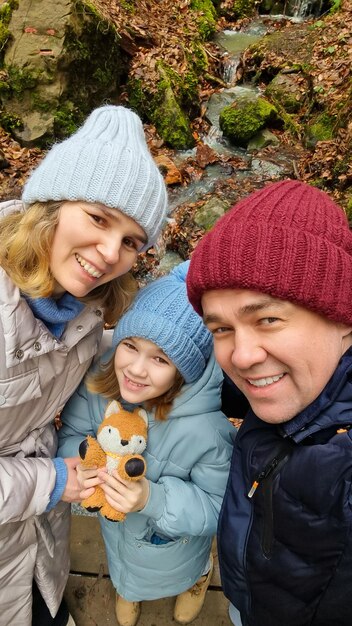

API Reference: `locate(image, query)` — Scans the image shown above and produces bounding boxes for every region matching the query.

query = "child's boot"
[173,555,214,624]
[115,594,140,626]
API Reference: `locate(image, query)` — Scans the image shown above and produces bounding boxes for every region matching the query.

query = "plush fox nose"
[121,439,129,446]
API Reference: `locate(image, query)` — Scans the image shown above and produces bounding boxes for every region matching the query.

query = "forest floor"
[0,0,350,281]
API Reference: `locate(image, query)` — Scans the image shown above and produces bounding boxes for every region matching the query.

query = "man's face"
[202,289,352,424]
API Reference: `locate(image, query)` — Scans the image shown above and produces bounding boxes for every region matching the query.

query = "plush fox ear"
[105,400,122,418]
[137,407,148,427]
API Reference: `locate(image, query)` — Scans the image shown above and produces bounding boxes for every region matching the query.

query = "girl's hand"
[77,463,104,500]
[98,470,150,514]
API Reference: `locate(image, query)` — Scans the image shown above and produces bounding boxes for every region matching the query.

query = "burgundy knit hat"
[187,179,352,324]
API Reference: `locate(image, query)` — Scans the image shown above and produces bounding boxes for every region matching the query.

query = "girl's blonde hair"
[87,353,184,421]
[0,201,137,325]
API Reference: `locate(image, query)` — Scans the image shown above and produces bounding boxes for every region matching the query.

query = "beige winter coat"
[0,200,104,625]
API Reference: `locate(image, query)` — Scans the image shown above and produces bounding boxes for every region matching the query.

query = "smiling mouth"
[247,374,285,388]
[124,375,148,389]
[75,254,103,278]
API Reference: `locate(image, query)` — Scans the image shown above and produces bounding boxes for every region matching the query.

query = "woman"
[0,104,167,626]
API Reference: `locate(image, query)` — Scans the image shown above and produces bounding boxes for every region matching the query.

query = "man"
[186,179,352,626]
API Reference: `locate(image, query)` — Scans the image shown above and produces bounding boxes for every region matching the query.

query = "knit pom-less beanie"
[187,179,352,325]
[112,261,213,383]
[22,105,168,248]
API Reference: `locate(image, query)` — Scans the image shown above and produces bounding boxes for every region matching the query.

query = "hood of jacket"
[163,351,223,420]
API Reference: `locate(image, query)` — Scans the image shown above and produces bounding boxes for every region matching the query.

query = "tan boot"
[174,555,214,624]
[115,594,141,626]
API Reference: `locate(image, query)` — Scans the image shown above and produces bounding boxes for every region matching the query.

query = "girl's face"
[50,201,147,297]
[114,337,178,403]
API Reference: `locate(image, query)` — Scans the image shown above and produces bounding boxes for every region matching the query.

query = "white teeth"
[126,376,146,388]
[248,374,284,387]
[76,254,103,278]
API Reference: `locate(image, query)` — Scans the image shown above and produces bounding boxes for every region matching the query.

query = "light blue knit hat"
[112,261,213,383]
[22,105,168,248]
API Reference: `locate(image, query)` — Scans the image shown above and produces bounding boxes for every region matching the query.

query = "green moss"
[0,108,22,132]
[220,97,279,146]
[332,157,350,178]
[189,43,208,74]
[345,195,352,222]
[30,94,55,113]
[190,0,217,40]
[54,102,81,138]
[305,112,335,147]
[4,65,39,97]
[118,0,135,10]
[129,66,194,149]
[0,1,18,62]
[151,87,195,149]
[59,1,123,123]
[265,74,303,114]
[229,0,257,19]
[127,78,147,117]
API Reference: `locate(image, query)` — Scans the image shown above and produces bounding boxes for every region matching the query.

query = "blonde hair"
[0,201,138,325]
[87,353,184,421]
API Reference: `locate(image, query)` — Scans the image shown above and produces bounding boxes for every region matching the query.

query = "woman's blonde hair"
[87,353,184,421]
[0,201,137,324]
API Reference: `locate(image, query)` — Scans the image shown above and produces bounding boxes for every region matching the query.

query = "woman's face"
[50,201,147,297]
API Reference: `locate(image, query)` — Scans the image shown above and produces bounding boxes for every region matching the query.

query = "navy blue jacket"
[218,348,352,626]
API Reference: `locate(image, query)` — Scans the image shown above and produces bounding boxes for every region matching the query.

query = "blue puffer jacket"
[58,351,234,601]
[219,348,352,626]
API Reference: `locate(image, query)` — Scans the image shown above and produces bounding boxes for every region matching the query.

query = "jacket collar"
[0,268,103,368]
[281,347,352,442]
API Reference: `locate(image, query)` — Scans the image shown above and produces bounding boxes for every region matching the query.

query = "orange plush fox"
[79,400,148,521]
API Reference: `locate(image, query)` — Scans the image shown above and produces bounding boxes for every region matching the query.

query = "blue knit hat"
[112,261,213,383]
[22,105,168,249]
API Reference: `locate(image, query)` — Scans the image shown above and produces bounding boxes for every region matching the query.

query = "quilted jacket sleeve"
[0,456,57,523]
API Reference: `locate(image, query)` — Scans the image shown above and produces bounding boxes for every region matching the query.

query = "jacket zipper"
[248,441,293,559]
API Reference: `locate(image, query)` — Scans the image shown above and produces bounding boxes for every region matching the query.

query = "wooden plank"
[65,574,232,626]
[70,515,109,576]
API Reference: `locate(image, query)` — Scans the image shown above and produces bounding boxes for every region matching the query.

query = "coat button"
[76,325,83,332]
[34,341,41,351]
[15,349,24,359]
[0,395,6,406]
[95,309,102,317]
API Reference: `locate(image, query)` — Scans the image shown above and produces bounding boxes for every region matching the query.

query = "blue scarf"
[24,292,85,338]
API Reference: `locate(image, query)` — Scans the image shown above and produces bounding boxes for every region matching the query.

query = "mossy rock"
[219,97,280,147]
[265,72,307,113]
[190,0,217,40]
[305,112,335,148]
[128,66,195,150]
[1,0,124,145]
[151,80,195,150]
[0,0,17,65]
[221,0,257,19]
[194,197,230,231]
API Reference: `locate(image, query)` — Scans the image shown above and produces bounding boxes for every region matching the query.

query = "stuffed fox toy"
[79,399,148,522]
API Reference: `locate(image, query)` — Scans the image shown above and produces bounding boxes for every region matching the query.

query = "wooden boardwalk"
[65,515,233,626]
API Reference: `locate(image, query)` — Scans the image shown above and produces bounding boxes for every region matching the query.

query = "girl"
[58,261,234,626]
[0,104,167,626]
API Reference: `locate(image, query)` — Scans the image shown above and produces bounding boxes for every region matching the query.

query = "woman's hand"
[61,457,86,503]
[76,463,105,500]
[98,469,150,514]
